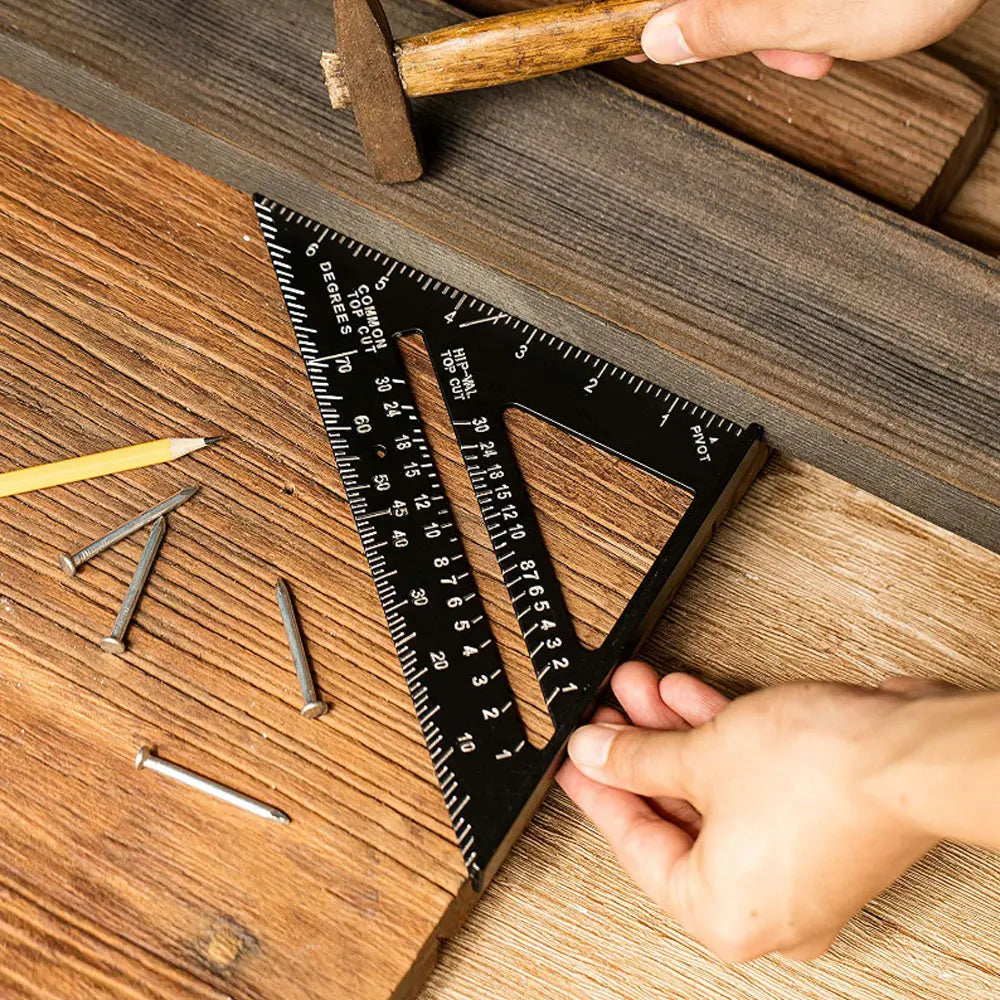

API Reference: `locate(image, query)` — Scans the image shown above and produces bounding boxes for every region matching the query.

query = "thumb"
[641,0,822,65]
[567,722,693,798]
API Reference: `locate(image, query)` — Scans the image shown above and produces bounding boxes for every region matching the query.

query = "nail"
[99,517,166,654]
[60,486,198,576]
[568,723,624,769]
[135,745,291,824]
[275,578,328,719]
[642,14,696,65]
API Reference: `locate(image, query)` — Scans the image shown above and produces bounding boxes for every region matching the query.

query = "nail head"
[300,700,328,719]
[100,636,127,654]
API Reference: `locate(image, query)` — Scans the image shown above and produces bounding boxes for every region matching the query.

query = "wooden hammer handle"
[323,0,669,107]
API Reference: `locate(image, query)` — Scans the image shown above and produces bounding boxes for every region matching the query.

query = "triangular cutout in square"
[256,193,768,889]
[505,407,692,651]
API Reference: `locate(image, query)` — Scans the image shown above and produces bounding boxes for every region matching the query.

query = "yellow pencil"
[0,436,223,499]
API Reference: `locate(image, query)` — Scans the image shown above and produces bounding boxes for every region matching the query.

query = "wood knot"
[195,917,259,974]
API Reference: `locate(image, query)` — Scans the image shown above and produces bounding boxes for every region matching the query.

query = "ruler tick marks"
[460,312,509,328]
[254,194,765,891]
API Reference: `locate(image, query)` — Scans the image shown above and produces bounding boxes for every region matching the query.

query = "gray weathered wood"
[1,0,998,548]
[455,0,998,222]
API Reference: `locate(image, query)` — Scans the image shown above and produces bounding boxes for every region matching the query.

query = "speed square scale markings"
[255,195,768,891]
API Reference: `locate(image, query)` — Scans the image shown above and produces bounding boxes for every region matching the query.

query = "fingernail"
[568,724,624,768]
[642,14,696,65]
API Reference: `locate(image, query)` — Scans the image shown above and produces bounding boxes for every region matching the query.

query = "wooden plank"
[423,460,1000,1000]
[2,0,998,551]
[3,77,1000,1000]
[934,0,1000,93]
[456,0,996,221]
[935,0,1000,253]
[942,134,1000,252]
[0,79,701,1000]
[0,79,469,1000]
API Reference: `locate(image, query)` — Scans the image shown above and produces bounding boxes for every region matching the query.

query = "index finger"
[559,756,693,909]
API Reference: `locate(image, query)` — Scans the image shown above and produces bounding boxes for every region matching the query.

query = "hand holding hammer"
[322,0,669,183]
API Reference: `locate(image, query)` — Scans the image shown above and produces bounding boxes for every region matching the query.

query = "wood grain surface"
[937,0,1000,254]
[943,136,1000,252]
[1,0,999,550]
[0,79,470,1000]
[2,71,1000,1000]
[455,0,997,221]
[424,460,1000,1000]
[934,0,1000,93]
[0,78,699,998]
[324,0,676,105]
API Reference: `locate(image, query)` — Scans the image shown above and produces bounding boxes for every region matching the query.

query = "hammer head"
[327,0,423,183]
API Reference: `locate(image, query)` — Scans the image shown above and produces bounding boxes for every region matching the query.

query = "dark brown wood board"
[934,0,1000,93]
[0,79,466,1000]
[455,0,997,221]
[936,0,1000,254]
[1,0,998,550]
[943,134,1000,252]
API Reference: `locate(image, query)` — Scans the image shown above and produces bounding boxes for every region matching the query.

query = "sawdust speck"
[0,595,15,614]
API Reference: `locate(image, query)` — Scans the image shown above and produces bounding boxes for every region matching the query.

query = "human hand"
[556,663,964,961]
[633,0,986,79]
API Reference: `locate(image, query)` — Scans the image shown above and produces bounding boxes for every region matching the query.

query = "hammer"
[322,0,668,182]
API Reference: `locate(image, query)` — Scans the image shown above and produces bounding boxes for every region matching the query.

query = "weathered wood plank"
[936,0,1000,254]
[425,457,1000,1000]
[1,0,998,550]
[0,79,697,999]
[0,79,472,1000]
[934,0,1000,93]
[3,77,1000,1000]
[943,135,1000,252]
[457,0,996,220]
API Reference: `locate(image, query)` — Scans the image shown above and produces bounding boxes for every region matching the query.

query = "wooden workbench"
[5,0,999,550]
[1,1,999,998]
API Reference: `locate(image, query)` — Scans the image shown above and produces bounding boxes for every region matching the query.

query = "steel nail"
[60,486,198,576]
[100,517,167,654]
[275,577,328,718]
[134,745,290,824]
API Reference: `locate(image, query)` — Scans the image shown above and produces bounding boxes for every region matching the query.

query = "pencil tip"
[202,435,224,447]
